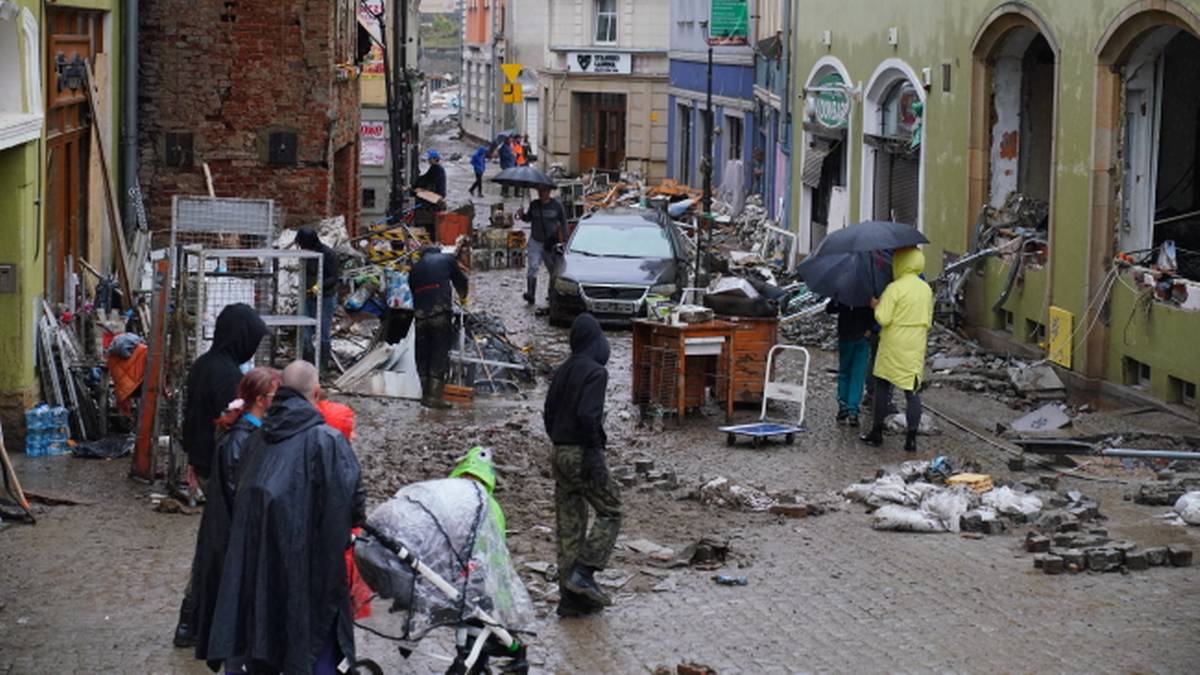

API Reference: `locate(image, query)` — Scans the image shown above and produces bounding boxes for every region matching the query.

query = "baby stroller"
[352,477,534,674]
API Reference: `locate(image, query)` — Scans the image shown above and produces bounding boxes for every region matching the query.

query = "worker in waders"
[409,246,469,409]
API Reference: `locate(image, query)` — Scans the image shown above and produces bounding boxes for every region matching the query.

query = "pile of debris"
[691,475,837,519]
[843,460,1103,535]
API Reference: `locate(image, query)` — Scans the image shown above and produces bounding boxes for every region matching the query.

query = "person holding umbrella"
[859,246,933,453]
[518,185,566,305]
[826,301,875,427]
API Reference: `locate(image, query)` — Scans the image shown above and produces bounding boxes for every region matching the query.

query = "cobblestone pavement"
[3,124,1199,673]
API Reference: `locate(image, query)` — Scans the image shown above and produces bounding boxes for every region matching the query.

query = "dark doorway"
[578,93,626,174]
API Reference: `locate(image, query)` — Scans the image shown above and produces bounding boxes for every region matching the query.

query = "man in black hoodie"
[296,227,340,368]
[543,313,621,616]
[206,360,366,674]
[175,303,267,647]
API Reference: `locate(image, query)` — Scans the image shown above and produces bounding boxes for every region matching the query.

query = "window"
[594,0,617,44]
[678,104,692,183]
[268,131,298,166]
[880,81,920,140]
[165,132,194,168]
[726,115,743,161]
[362,188,376,209]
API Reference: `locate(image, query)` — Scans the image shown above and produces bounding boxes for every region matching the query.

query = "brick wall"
[139,0,360,232]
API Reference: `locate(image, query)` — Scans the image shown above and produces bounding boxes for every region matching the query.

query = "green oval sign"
[812,73,849,129]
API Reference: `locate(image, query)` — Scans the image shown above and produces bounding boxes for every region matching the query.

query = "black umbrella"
[814,220,928,255]
[491,166,555,189]
[798,249,892,307]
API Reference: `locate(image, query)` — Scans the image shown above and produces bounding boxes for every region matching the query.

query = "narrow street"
[2,123,1198,673]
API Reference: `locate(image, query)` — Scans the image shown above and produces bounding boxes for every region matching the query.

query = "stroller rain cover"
[354,478,535,642]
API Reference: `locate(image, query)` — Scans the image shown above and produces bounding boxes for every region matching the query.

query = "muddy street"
[2,117,1199,674]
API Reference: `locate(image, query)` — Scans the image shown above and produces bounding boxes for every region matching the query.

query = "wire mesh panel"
[170,195,279,250]
[179,248,321,370]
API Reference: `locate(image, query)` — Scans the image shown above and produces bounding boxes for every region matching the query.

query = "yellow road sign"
[501,63,523,83]
[501,82,523,104]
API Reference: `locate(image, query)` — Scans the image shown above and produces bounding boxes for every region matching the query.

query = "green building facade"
[0,0,124,443]
[790,0,1199,411]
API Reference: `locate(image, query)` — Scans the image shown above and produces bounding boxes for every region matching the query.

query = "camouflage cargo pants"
[551,444,622,574]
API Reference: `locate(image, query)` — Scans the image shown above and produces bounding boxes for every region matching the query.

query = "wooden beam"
[83,60,134,311]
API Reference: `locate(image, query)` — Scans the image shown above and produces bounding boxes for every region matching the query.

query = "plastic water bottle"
[24,405,46,457]
[48,406,69,456]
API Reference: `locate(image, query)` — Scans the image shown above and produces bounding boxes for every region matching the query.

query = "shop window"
[165,132,194,168]
[726,115,743,162]
[594,0,617,44]
[864,76,922,226]
[268,131,298,166]
[985,30,1054,210]
[1118,29,1200,273]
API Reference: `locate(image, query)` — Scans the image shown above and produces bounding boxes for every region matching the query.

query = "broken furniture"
[631,319,735,423]
[719,344,810,448]
[720,316,780,404]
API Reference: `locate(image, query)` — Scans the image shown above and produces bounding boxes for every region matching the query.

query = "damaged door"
[44,8,104,304]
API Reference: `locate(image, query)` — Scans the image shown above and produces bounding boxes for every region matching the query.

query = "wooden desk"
[631,319,735,423]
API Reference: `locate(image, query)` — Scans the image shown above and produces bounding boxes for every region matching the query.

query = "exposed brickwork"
[138,0,361,232]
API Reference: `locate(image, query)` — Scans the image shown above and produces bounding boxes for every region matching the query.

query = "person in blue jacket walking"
[469,145,488,197]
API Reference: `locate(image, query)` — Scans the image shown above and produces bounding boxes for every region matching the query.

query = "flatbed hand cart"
[718,344,810,448]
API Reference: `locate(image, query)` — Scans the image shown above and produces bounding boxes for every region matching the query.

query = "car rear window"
[569,222,673,258]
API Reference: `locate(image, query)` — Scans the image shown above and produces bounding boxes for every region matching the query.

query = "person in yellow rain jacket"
[860,246,932,453]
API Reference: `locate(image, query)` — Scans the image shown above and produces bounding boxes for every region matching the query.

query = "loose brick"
[1124,550,1149,571]
[1144,547,1169,567]
[1025,534,1051,553]
[1042,555,1065,575]
[1168,545,1193,568]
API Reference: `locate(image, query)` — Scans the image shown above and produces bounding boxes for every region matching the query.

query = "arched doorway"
[1085,2,1200,377]
[968,6,1059,222]
[798,57,852,253]
[860,61,925,229]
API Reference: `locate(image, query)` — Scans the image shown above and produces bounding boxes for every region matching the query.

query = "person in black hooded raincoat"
[543,313,622,617]
[188,367,280,672]
[206,361,366,675]
[175,303,268,648]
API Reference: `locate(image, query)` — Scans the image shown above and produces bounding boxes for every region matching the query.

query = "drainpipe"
[121,0,138,234]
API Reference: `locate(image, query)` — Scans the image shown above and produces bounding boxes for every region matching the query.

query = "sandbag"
[1174,491,1200,526]
[871,504,945,533]
[981,486,1043,517]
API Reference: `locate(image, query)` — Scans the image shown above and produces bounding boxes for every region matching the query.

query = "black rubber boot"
[427,378,453,410]
[905,431,918,453]
[173,598,195,648]
[523,278,536,305]
[859,425,884,447]
[556,588,603,618]
[836,406,848,425]
[419,377,432,407]
[847,413,860,428]
[562,564,612,607]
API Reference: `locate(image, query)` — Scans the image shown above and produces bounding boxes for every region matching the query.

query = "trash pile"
[691,475,838,519]
[843,459,1106,535]
[924,326,1072,410]
[334,309,534,400]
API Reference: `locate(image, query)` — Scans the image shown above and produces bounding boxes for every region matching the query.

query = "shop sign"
[567,51,631,75]
[361,120,386,140]
[709,0,749,45]
[811,73,849,129]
